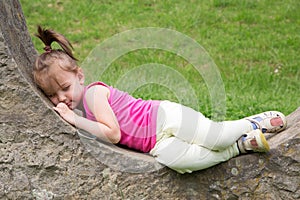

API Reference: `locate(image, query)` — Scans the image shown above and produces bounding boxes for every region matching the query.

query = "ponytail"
[35,25,77,60]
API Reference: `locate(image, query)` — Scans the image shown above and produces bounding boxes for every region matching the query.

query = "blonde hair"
[33,25,79,91]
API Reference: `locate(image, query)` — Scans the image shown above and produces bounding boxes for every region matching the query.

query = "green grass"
[20,0,300,120]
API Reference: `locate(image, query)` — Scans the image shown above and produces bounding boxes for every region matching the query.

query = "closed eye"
[62,85,70,91]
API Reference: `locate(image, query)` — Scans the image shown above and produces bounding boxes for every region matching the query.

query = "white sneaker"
[245,111,287,133]
[237,129,270,154]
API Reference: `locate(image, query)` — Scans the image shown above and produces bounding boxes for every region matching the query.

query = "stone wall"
[0,1,299,199]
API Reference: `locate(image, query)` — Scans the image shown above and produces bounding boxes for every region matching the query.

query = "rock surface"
[0,1,299,199]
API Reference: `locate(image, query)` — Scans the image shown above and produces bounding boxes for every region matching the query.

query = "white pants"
[150,101,254,173]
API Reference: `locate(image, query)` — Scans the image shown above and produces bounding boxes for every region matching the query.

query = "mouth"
[66,102,72,109]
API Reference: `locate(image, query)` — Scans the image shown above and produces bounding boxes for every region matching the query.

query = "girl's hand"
[53,102,76,125]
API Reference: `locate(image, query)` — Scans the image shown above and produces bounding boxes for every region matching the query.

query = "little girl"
[33,26,287,174]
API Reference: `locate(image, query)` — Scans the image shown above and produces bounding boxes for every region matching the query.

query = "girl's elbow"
[109,128,121,144]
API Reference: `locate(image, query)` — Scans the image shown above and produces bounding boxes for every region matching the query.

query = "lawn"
[20,0,300,120]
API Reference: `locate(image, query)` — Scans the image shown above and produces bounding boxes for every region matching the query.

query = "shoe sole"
[257,131,270,152]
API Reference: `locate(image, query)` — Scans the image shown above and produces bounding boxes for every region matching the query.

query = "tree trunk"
[0,1,299,199]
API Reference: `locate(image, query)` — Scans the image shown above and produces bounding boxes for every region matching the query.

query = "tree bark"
[0,1,299,199]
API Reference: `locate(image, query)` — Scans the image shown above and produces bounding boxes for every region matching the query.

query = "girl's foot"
[237,129,270,154]
[246,111,287,133]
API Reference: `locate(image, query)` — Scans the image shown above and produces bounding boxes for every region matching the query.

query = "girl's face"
[43,67,85,110]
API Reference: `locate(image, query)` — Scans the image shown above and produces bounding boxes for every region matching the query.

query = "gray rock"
[0,0,299,199]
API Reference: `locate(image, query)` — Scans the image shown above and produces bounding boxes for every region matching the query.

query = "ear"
[77,68,85,84]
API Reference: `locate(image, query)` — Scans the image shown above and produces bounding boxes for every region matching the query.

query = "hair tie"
[44,45,52,53]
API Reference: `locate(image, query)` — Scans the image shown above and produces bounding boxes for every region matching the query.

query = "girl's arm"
[84,85,121,143]
[54,85,121,144]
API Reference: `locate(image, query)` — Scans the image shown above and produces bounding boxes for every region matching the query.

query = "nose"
[57,92,67,102]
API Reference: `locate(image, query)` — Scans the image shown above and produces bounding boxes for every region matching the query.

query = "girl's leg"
[190,119,253,151]
[158,101,253,151]
[150,136,240,174]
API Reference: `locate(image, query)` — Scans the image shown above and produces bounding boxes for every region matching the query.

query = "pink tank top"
[82,82,161,153]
